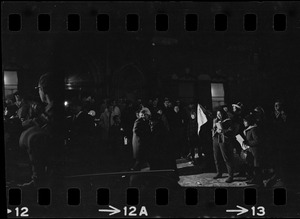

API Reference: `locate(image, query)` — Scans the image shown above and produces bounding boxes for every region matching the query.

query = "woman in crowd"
[131,108,151,171]
[212,109,235,183]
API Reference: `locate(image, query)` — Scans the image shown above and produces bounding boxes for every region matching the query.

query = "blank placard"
[38,188,51,205]
[68,14,80,31]
[274,14,286,31]
[127,188,139,205]
[185,14,198,31]
[274,188,286,205]
[127,14,139,31]
[215,14,227,31]
[9,14,21,31]
[244,188,256,205]
[185,188,198,205]
[9,188,21,205]
[244,14,256,31]
[97,188,110,205]
[215,188,227,205]
[97,14,109,31]
[156,14,168,31]
[68,188,80,205]
[156,188,168,205]
[38,14,50,31]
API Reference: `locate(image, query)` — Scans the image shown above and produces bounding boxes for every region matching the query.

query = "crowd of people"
[4,74,289,188]
[212,102,288,186]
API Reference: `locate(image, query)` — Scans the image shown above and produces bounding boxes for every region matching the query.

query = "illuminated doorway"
[211,83,225,110]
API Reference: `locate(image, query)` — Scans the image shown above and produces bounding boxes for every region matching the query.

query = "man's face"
[164,101,169,107]
[144,114,150,120]
[217,111,222,120]
[243,120,249,128]
[223,106,228,112]
[191,113,196,120]
[274,102,281,111]
[15,95,21,102]
[232,106,237,112]
[139,112,145,119]
[174,106,179,113]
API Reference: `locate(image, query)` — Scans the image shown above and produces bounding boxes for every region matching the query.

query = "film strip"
[3,1,300,218]
[6,187,291,217]
[5,10,290,32]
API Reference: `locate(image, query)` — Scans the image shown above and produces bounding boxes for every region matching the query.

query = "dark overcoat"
[243,125,263,167]
[132,118,151,160]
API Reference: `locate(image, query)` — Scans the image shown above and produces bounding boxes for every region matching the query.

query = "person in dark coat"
[148,113,179,181]
[186,110,199,163]
[14,91,31,124]
[242,114,264,185]
[70,100,94,138]
[109,115,125,160]
[19,73,64,188]
[169,105,185,159]
[212,109,235,183]
[266,100,288,186]
[131,108,151,170]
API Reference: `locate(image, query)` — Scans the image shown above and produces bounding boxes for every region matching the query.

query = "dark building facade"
[2,2,300,113]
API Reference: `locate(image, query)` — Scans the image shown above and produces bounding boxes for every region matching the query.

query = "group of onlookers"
[4,83,289,187]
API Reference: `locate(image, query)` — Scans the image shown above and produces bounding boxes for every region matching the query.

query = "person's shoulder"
[134,118,142,124]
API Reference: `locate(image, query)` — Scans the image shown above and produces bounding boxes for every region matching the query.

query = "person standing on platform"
[242,114,264,186]
[231,102,246,176]
[212,109,235,183]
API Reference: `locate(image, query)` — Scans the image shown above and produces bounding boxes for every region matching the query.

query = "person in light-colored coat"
[131,108,151,170]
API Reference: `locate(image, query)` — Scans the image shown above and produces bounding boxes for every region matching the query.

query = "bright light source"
[64,101,68,107]
[4,71,18,86]
[211,83,224,97]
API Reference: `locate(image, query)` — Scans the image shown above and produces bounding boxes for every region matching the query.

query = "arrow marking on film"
[7,209,12,214]
[226,205,248,216]
[98,205,121,216]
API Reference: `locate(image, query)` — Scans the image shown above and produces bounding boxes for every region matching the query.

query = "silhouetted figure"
[19,73,63,188]
[169,105,185,158]
[148,113,179,181]
[186,111,198,163]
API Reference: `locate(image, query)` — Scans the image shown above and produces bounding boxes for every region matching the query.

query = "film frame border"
[3,1,300,218]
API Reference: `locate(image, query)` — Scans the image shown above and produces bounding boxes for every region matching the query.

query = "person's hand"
[216,128,222,133]
[242,142,249,150]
